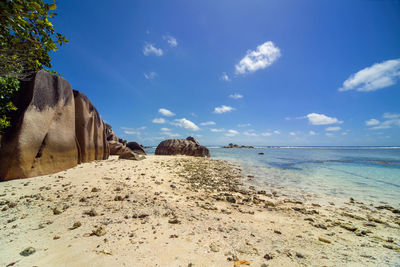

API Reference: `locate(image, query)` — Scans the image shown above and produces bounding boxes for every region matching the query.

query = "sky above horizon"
[51,0,400,146]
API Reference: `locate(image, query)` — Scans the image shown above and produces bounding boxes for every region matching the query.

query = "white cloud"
[210,128,224,132]
[235,41,281,75]
[306,113,343,125]
[274,130,281,134]
[244,131,258,137]
[339,59,400,92]
[214,105,235,114]
[309,131,317,136]
[225,129,239,137]
[369,113,400,130]
[172,118,200,131]
[237,123,251,127]
[143,43,163,56]
[158,108,175,117]
[152,118,166,124]
[163,132,181,138]
[261,132,272,136]
[325,133,334,137]
[229,93,243,99]
[200,121,216,126]
[221,72,231,81]
[326,126,341,131]
[121,126,146,136]
[163,35,178,47]
[289,132,296,136]
[365,118,380,126]
[144,72,157,80]
[161,127,171,132]
[383,112,400,119]
[210,128,225,132]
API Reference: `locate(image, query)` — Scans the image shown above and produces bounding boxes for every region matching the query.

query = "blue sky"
[51,0,400,146]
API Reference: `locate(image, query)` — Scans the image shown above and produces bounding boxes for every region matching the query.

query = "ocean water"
[146,147,400,206]
[210,147,400,206]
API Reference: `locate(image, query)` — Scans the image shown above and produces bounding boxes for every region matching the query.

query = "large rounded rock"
[155,136,210,157]
[74,90,109,163]
[0,70,110,181]
[0,70,79,180]
[126,141,146,155]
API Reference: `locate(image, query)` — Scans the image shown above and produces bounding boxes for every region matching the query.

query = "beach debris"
[168,218,180,224]
[313,223,328,230]
[70,221,82,230]
[114,195,123,201]
[274,230,282,234]
[226,195,236,203]
[233,260,250,266]
[209,243,220,252]
[52,206,62,215]
[95,249,113,255]
[263,253,273,260]
[92,225,107,236]
[84,208,98,217]
[295,252,305,258]
[318,236,332,244]
[367,215,386,224]
[91,187,100,192]
[339,223,357,232]
[53,235,61,240]
[20,247,36,256]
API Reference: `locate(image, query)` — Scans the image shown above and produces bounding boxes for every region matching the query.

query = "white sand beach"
[1,155,399,266]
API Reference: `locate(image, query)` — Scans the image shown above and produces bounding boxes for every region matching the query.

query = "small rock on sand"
[20,247,36,256]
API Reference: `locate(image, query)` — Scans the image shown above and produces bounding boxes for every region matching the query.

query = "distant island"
[223,143,254,149]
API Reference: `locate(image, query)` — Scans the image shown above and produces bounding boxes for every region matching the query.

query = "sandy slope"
[0,155,399,267]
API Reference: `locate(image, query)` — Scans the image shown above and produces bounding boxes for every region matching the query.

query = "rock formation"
[119,150,145,160]
[155,136,210,157]
[74,90,109,163]
[104,124,146,159]
[0,70,109,181]
[126,141,146,155]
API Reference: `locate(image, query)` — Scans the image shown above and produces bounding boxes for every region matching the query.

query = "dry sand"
[0,155,399,266]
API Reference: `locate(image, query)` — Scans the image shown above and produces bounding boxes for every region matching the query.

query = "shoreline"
[1,155,399,266]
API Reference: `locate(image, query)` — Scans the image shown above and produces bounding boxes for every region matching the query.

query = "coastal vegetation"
[0,0,67,134]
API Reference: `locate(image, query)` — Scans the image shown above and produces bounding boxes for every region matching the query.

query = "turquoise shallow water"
[146,147,400,206]
[209,147,400,206]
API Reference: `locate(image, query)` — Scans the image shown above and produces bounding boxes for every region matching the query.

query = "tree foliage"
[0,0,67,134]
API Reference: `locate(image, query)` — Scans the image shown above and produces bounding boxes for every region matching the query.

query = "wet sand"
[0,155,399,266]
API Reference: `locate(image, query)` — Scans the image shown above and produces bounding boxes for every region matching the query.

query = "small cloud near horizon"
[152,118,166,124]
[225,129,239,137]
[210,128,225,132]
[214,105,235,114]
[368,113,400,130]
[200,121,216,126]
[326,126,341,131]
[172,118,200,131]
[307,113,343,125]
